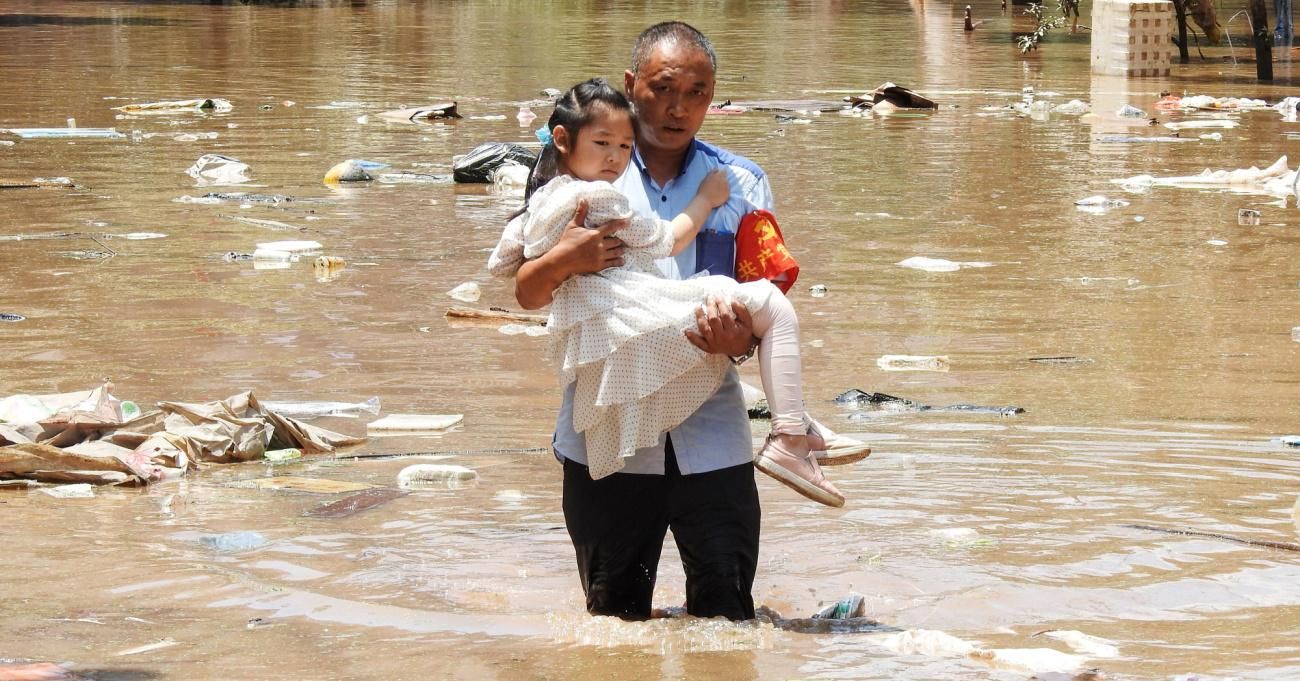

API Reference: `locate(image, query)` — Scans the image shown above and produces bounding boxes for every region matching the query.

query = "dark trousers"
[561,438,761,621]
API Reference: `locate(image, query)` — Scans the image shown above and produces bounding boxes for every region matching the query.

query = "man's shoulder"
[692,139,766,182]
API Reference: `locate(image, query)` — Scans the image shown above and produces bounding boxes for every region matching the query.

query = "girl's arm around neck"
[669,169,732,256]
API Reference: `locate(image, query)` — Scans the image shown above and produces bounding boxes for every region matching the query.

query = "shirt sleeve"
[618,215,674,257]
[486,212,528,278]
[738,166,774,213]
[521,177,578,260]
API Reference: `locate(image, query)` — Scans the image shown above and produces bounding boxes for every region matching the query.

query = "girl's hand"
[699,169,731,208]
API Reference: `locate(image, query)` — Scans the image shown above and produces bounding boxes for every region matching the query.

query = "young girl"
[488,78,868,507]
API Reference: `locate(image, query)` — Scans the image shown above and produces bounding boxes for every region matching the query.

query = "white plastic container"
[252,248,295,270]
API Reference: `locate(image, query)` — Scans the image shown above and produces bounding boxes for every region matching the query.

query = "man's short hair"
[631,21,718,75]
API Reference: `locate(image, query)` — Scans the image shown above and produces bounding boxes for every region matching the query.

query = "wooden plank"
[445,306,547,325]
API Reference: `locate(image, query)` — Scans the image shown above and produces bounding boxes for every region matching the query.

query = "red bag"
[734,209,799,293]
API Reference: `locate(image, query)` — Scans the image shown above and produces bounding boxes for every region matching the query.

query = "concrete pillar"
[1091,0,1176,77]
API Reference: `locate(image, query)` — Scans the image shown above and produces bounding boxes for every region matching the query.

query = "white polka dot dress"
[488,176,747,479]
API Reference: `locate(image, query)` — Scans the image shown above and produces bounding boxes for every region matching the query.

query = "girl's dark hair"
[510,78,633,219]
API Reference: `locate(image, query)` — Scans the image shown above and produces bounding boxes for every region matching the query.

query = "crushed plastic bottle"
[1116,104,1146,118]
[199,531,267,552]
[809,284,828,298]
[812,593,866,619]
[1051,99,1089,115]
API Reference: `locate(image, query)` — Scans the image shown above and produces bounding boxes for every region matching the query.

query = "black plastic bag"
[452,142,537,183]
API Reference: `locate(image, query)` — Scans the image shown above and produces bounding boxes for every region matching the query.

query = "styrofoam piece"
[367,413,464,434]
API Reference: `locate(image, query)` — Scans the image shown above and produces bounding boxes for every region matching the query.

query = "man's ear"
[624,69,636,97]
[553,125,571,155]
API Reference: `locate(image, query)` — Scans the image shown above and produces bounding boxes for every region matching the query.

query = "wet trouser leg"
[563,457,668,620]
[562,438,761,621]
[665,442,761,620]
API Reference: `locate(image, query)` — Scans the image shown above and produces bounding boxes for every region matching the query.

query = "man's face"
[624,43,715,155]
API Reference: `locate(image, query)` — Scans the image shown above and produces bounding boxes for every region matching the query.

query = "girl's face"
[558,107,634,183]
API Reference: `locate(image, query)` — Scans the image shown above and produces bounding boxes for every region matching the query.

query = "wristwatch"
[729,336,761,366]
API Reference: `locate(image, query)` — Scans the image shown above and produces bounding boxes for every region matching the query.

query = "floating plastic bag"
[186,154,251,185]
[452,142,537,183]
[446,282,482,303]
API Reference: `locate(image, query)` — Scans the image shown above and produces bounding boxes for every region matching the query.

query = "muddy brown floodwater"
[2,1,1299,679]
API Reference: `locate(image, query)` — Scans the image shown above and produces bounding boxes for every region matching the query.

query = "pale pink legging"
[730,279,805,437]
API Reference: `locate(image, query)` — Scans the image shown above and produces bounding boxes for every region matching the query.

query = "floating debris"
[367,414,464,434]
[397,463,479,488]
[1033,629,1121,658]
[323,159,387,183]
[897,256,992,272]
[261,396,379,419]
[198,530,267,552]
[447,281,482,303]
[0,313,25,322]
[263,448,302,463]
[2,128,125,139]
[113,98,232,113]
[877,355,950,372]
[303,487,406,518]
[114,638,178,657]
[230,476,376,494]
[186,154,250,185]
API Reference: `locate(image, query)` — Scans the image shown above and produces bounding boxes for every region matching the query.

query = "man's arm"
[682,161,773,357]
[514,200,630,309]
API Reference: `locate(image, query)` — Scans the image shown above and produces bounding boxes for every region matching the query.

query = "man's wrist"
[729,336,760,365]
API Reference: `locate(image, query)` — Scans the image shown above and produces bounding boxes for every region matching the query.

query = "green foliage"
[1017,1,1073,53]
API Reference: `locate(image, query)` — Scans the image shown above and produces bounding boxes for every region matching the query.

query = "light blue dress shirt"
[551,140,775,475]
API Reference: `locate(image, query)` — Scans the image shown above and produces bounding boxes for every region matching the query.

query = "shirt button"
[661,195,667,202]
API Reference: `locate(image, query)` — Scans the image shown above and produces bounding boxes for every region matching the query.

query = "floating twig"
[1125,523,1300,552]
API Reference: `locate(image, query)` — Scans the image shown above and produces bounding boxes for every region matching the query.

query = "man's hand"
[515,199,629,309]
[685,295,756,357]
[553,199,629,275]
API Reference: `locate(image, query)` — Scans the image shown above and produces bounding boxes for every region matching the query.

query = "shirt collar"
[630,139,699,180]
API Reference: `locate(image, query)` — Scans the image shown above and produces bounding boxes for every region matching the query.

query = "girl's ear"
[552,125,571,155]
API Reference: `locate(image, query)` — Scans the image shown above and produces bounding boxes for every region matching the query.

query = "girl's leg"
[736,281,804,436]
[734,282,845,508]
